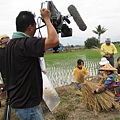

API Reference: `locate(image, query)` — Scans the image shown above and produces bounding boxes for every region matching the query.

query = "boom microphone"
[68,5,87,31]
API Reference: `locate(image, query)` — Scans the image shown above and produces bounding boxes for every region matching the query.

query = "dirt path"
[43,83,120,120]
[0,82,120,120]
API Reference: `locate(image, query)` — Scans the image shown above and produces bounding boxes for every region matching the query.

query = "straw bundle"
[75,71,85,83]
[82,81,120,112]
[97,75,107,85]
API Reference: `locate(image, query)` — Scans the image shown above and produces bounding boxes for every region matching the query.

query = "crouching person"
[92,63,120,102]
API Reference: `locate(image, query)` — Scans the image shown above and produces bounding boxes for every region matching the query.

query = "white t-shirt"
[39,57,46,71]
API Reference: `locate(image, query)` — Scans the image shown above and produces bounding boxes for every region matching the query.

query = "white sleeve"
[39,57,46,71]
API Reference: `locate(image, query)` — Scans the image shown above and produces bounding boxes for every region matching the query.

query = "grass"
[45,46,120,61]
[110,118,120,120]
[44,49,101,62]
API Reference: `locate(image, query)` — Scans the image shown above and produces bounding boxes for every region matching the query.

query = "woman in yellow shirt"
[73,59,88,90]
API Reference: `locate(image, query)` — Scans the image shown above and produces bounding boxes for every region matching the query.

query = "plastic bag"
[42,73,60,111]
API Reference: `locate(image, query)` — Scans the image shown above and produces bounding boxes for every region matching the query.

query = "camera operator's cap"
[0,34,9,40]
[105,38,111,43]
[99,63,117,71]
[99,57,109,65]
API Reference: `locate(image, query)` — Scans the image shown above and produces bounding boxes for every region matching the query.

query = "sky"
[0,0,120,45]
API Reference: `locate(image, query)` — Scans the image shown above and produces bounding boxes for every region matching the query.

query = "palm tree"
[92,25,107,41]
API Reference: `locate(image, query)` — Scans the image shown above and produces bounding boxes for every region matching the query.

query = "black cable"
[36,17,43,38]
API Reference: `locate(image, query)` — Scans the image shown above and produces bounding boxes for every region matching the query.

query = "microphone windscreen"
[68,5,87,31]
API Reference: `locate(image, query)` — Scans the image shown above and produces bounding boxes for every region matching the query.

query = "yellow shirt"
[100,43,117,56]
[73,66,88,83]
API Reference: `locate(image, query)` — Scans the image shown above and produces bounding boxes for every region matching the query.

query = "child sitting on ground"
[73,59,88,90]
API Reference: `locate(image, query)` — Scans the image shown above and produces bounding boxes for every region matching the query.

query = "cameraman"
[5,8,59,120]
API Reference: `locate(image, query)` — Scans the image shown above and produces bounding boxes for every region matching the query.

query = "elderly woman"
[92,63,120,102]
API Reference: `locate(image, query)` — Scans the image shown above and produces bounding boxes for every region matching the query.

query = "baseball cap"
[105,38,111,43]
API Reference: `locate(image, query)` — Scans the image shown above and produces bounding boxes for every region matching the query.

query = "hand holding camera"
[40,8,51,23]
[39,1,87,37]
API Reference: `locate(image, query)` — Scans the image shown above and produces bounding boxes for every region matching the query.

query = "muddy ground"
[0,82,120,120]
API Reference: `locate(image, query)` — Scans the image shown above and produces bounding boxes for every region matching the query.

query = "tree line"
[85,25,119,49]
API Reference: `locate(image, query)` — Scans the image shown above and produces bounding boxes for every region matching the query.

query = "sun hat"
[0,34,9,40]
[99,57,109,66]
[99,63,117,71]
[105,38,111,43]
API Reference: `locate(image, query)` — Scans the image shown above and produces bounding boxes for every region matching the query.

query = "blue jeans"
[14,105,44,120]
[76,83,82,90]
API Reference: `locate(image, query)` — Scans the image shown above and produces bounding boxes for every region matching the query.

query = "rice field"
[1,55,95,87]
[45,49,119,87]
[46,54,100,88]
[0,49,119,88]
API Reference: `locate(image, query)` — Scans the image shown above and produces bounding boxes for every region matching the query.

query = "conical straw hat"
[99,63,117,71]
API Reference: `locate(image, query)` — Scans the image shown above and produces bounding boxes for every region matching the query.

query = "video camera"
[40,1,72,37]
